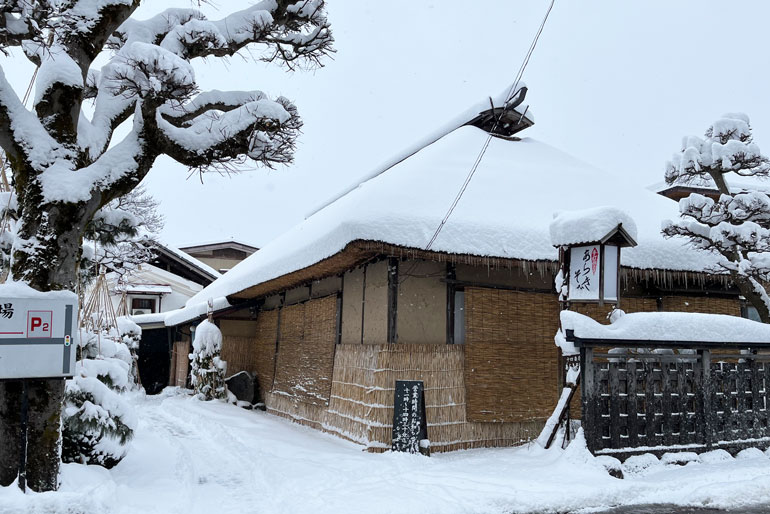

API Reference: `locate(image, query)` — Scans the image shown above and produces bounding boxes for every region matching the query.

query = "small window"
[453,289,465,344]
[131,297,156,314]
[744,304,761,322]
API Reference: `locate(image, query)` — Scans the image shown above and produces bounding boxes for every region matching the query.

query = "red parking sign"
[27,311,52,338]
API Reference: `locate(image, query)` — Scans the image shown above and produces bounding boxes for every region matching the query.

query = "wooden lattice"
[583,351,770,456]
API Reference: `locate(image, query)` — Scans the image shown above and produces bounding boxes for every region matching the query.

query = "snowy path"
[3,390,770,514]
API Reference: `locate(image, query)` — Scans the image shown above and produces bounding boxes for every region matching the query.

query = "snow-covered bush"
[190,320,228,400]
[117,316,142,388]
[62,374,137,468]
[62,329,137,468]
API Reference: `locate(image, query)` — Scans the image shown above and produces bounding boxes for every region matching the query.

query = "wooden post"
[608,362,620,448]
[387,258,398,344]
[581,346,596,452]
[661,362,673,447]
[701,349,713,449]
[627,360,638,448]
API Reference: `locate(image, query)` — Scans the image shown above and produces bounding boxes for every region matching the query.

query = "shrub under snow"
[190,319,228,400]
[62,326,138,468]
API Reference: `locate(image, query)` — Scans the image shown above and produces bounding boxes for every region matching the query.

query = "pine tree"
[0,1,331,490]
[61,329,137,468]
[663,113,770,321]
[190,319,228,401]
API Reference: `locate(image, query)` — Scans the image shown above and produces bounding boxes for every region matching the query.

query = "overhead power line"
[422,0,556,252]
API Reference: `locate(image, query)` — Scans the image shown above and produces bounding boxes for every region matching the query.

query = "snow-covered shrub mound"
[62,329,138,468]
[117,316,142,389]
[190,319,228,400]
[62,375,137,468]
[117,316,141,352]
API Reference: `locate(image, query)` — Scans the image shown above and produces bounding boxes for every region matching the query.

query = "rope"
[423,0,556,252]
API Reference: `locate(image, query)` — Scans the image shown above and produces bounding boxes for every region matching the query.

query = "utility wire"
[423,0,556,252]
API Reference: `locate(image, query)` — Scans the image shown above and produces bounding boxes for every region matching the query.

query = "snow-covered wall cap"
[561,310,770,344]
[549,206,638,247]
[0,281,77,301]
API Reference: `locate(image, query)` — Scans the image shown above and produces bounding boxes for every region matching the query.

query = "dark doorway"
[138,328,171,395]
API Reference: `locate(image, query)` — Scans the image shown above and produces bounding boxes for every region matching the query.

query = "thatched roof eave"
[226,239,733,304]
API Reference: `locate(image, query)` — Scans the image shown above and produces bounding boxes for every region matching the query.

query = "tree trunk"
[25,378,65,492]
[0,193,92,491]
[0,380,22,486]
[733,274,770,323]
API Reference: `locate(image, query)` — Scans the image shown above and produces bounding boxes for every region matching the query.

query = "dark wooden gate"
[577,340,770,457]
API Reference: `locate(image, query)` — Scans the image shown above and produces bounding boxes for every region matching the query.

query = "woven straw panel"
[299,295,338,405]
[464,288,560,423]
[661,296,741,316]
[272,303,304,399]
[271,296,337,406]
[220,336,257,377]
[254,309,279,400]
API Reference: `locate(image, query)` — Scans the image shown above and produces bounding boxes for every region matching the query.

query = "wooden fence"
[580,345,770,458]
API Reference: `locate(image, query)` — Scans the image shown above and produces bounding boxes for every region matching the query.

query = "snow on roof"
[178,239,260,252]
[549,207,638,247]
[0,281,77,301]
[154,241,222,280]
[652,175,770,196]
[165,296,230,327]
[128,312,169,326]
[124,284,174,295]
[172,125,717,324]
[561,310,770,344]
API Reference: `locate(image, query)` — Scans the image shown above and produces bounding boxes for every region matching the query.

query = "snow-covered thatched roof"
[165,118,718,326]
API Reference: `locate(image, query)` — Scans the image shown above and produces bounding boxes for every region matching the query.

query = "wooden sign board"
[392,380,429,454]
[0,297,77,379]
[568,244,620,303]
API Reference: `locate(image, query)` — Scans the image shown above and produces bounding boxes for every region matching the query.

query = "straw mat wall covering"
[221,336,257,377]
[464,288,560,423]
[272,296,337,406]
[265,343,542,452]
[254,309,279,400]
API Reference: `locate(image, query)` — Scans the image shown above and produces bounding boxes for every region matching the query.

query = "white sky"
[4,1,770,249]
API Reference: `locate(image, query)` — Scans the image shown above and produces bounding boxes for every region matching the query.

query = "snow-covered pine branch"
[0,1,332,490]
[0,0,332,291]
[662,113,770,321]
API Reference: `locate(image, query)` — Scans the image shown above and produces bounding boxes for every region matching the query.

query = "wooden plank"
[751,358,761,436]
[676,361,688,445]
[694,353,705,446]
[581,347,598,453]
[645,360,657,447]
[702,350,713,448]
[736,361,747,440]
[609,363,621,449]
[627,360,638,448]
[661,362,673,447]
[762,362,770,435]
[722,363,734,442]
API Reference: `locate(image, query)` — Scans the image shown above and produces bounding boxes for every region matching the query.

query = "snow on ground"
[2,391,770,514]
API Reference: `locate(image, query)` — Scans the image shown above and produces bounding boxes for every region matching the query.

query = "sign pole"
[18,378,28,493]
